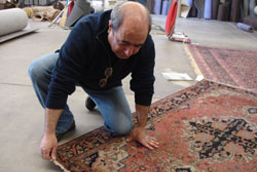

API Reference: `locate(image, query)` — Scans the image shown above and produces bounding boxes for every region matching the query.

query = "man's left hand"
[126,127,159,150]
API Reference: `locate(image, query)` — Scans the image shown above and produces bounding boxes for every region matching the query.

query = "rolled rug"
[230,0,241,22]
[185,0,194,17]
[243,0,249,17]
[217,2,230,21]
[22,6,53,18]
[194,0,205,18]
[31,11,44,22]
[190,3,198,17]
[204,0,212,19]
[0,8,28,36]
[249,0,256,16]
[237,22,253,32]
[44,9,61,22]
[162,0,169,15]
[146,0,154,14]
[212,0,220,19]
[153,0,162,14]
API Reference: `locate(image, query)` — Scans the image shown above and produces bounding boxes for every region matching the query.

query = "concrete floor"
[0,14,256,171]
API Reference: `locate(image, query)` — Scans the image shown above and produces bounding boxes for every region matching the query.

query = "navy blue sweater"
[46,10,155,109]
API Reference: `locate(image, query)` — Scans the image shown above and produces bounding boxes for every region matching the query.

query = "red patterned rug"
[187,45,257,92]
[54,80,257,172]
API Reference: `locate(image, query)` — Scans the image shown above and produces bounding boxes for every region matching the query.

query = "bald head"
[108,2,151,59]
[110,1,151,33]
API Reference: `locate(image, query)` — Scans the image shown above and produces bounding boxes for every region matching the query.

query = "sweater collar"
[96,21,120,64]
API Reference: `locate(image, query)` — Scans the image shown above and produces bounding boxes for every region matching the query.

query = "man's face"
[108,20,148,59]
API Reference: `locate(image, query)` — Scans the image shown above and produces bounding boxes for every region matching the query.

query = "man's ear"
[108,20,112,33]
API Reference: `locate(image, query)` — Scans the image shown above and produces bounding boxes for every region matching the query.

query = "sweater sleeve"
[45,26,88,109]
[130,35,155,106]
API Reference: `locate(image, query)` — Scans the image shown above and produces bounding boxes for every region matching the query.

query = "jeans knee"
[28,62,38,81]
[28,61,46,83]
[113,121,133,136]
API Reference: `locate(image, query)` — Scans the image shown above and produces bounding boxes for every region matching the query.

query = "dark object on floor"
[243,15,257,30]
[85,97,96,111]
[53,79,257,172]
[56,120,76,141]
[237,22,253,32]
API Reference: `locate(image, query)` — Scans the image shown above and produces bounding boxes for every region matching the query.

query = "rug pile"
[54,80,257,172]
[187,45,257,92]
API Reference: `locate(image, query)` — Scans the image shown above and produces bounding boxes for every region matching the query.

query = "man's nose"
[123,46,135,57]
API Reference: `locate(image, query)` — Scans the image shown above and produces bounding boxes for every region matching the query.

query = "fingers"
[41,148,51,160]
[40,134,58,160]
[127,134,159,150]
[51,147,57,160]
[143,136,159,150]
[41,147,57,160]
[126,136,133,142]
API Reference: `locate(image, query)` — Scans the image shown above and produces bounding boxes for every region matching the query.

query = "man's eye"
[134,45,142,48]
[119,42,129,46]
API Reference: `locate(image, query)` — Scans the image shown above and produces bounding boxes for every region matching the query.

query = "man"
[29,1,159,160]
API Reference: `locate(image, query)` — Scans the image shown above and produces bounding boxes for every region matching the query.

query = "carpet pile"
[187,45,257,92]
[54,79,257,172]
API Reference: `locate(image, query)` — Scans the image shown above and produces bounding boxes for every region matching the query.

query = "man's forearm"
[135,104,149,128]
[44,108,63,135]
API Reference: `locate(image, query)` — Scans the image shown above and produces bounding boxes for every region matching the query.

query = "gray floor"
[0,14,256,171]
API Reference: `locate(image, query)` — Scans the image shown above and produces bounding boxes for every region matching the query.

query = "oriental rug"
[186,45,257,92]
[54,79,257,172]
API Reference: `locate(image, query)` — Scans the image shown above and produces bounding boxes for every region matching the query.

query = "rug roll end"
[237,22,254,32]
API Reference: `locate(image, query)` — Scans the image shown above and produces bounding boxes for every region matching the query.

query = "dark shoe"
[56,120,76,142]
[85,97,96,111]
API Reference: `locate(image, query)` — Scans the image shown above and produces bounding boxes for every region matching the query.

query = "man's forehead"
[117,30,147,44]
[120,39,144,47]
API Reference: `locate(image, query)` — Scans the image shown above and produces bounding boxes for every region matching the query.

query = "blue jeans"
[28,53,133,135]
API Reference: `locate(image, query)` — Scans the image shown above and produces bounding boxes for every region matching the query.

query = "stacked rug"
[187,45,257,92]
[54,79,257,172]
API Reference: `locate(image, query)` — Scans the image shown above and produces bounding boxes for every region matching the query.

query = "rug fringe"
[52,159,70,172]
[183,44,202,78]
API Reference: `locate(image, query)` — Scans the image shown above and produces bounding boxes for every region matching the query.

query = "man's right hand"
[40,133,58,160]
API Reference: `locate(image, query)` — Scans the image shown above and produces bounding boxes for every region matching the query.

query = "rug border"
[203,79,257,93]
[54,79,257,171]
[184,44,202,77]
